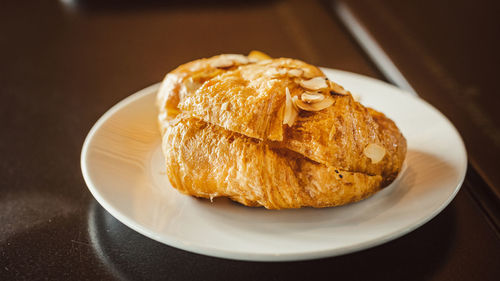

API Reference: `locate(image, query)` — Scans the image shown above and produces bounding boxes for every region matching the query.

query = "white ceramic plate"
[81,68,467,261]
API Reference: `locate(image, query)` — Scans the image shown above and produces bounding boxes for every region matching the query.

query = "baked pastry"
[157,52,406,209]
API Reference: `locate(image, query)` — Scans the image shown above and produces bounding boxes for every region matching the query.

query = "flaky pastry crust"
[157,53,406,209]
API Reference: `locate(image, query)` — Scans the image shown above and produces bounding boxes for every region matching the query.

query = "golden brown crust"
[178,59,323,141]
[157,54,253,128]
[157,54,407,209]
[163,117,383,209]
[282,96,407,180]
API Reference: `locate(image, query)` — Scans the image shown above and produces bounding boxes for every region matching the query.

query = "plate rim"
[81,68,467,262]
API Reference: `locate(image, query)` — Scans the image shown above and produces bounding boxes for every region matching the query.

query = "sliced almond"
[299,77,328,91]
[266,68,287,77]
[223,54,249,64]
[248,50,272,61]
[302,68,316,78]
[329,81,349,95]
[211,58,234,69]
[294,94,334,111]
[265,68,279,76]
[288,69,303,77]
[301,92,325,103]
[352,93,361,102]
[283,87,298,126]
[291,95,299,111]
[363,143,386,164]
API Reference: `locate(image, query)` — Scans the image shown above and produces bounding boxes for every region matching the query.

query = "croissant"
[157,52,406,209]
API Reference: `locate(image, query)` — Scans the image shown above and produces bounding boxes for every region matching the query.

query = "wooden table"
[1,0,499,280]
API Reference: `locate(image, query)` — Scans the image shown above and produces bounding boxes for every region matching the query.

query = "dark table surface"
[1,0,499,280]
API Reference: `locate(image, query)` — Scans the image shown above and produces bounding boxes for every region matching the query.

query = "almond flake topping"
[283,87,298,126]
[210,54,250,69]
[247,50,272,61]
[266,68,287,77]
[265,68,279,76]
[299,77,328,91]
[291,95,299,110]
[363,143,386,164]
[301,92,325,103]
[287,69,303,77]
[210,58,234,69]
[329,81,349,95]
[223,54,249,64]
[302,68,316,78]
[294,94,334,111]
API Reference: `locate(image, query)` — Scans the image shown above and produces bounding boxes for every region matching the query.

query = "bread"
[157,52,407,209]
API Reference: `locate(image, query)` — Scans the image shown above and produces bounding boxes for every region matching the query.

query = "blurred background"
[1,0,499,280]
